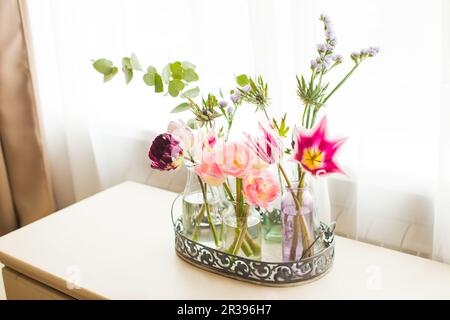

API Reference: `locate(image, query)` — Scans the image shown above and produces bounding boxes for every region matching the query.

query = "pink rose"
[243,169,280,209]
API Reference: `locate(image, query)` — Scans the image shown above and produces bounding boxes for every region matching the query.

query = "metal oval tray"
[171,196,335,287]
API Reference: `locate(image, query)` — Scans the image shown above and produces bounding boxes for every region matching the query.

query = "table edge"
[0,251,107,300]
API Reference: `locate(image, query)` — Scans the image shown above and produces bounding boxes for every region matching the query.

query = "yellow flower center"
[302,147,324,171]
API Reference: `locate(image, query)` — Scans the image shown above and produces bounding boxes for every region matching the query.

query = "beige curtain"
[0,0,55,236]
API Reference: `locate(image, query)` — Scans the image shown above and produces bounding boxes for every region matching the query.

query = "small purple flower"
[219,100,229,108]
[317,44,327,53]
[350,51,360,62]
[227,106,233,116]
[325,44,335,52]
[323,55,333,66]
[332,54,343,63]
[310,59,318,70]
[326,30,336,42]
[315,62,325,72]
[367,46,380,57]
[241,84,252,92]
[230,92,240,104]
[148,133,183,171]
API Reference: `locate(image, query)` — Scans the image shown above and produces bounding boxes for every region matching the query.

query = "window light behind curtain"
[24,0,450,263]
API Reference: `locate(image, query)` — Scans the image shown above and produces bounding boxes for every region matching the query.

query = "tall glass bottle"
[181,162,223,247]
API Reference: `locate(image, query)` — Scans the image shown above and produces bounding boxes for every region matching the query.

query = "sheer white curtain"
[24,0,450,262]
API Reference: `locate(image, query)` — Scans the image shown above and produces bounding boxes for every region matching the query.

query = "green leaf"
[183,68,199,82]
[93,59,113,75]
[161,64,171,83]
[104,66,118,82]
[123,66,133,84]
[147,65,157,74]
[168,79,185,97]
[130,53,143,71]
[170,102,190,113]
[170,62,184,80]
[236,74,249,86]
[143,72,155,86]
[143,65,157,86]
[181,86,200,98]
[122,57,132,69]
[122,57,133,84]
[154,73,164,93]
[249,78,257,91]
[182,61,196,70]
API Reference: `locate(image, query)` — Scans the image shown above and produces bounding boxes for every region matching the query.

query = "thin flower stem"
[232,223,248,255]
[322,62,361,105]
[305,105,312,129]
[278,164,313,258]
[230,178,252,256]
[245,232,261,254]
[290,173,306,260]
[223,182,234,201]
[301,103,309,127]
[197,175,219,247]
[192,203,206,240]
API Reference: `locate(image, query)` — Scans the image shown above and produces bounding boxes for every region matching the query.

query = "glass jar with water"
[182,163,224,247]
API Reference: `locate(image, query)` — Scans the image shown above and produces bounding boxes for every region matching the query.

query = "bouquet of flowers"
[93,14,378,262]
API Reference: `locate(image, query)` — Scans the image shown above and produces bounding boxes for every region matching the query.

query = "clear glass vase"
[181,163,223,247]
[281,182,317,262]
[222,202,262,260]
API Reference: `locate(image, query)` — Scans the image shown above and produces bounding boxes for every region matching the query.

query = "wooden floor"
[0,264,5,300]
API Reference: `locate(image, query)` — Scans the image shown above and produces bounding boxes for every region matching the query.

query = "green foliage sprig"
[92,54,223,128]
[237,75,270,113]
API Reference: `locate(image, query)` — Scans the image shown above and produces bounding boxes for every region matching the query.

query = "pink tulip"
[215,141,253,178]
[167,120,194,152]
[195,152,226,186]
[243,169,280,209]
[292,116,346,176]
[244,122,283,165]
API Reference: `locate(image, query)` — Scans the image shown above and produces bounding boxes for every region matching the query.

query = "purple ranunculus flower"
[148,133,183,171]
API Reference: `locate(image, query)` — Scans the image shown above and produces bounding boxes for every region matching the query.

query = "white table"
[0,181,450,299]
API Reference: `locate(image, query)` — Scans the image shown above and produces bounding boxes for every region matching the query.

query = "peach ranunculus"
[195,152,226,186]
[243,169,280,209]
[214,141,253,178]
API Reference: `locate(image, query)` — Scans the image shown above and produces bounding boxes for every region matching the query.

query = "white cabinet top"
[1,181,449,299]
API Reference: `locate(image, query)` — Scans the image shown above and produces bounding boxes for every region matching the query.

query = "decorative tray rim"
[171,195,336,287]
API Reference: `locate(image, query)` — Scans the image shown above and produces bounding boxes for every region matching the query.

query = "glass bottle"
[181,162,223,247]
[281,182,318,261]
